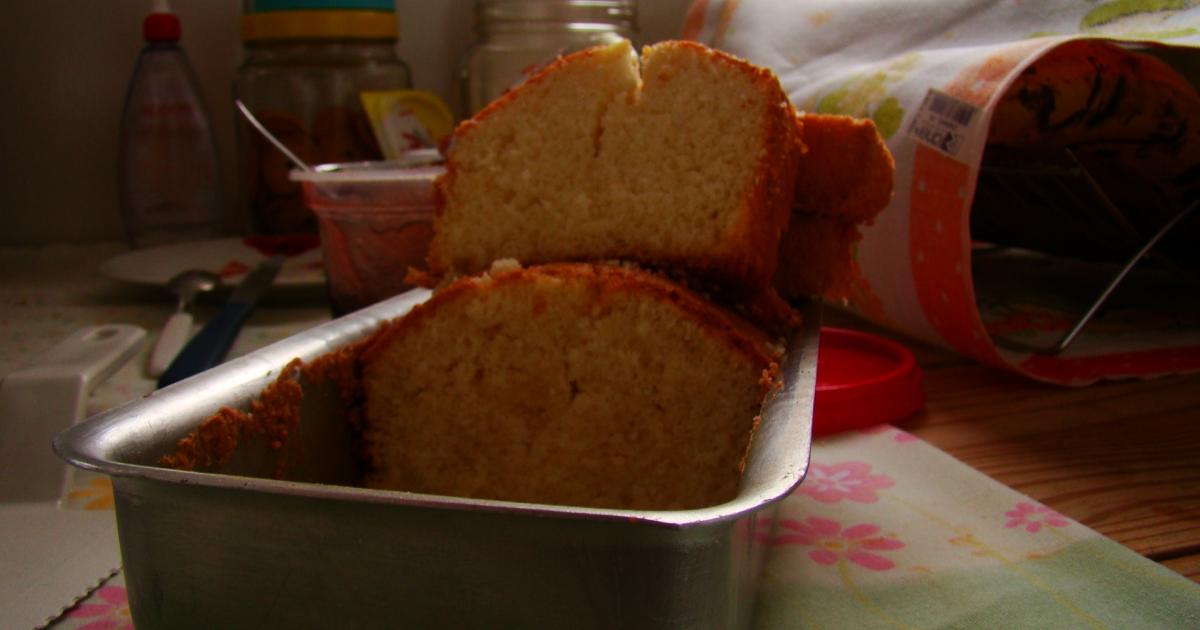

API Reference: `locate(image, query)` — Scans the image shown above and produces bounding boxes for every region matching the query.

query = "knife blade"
[157,255,285,388]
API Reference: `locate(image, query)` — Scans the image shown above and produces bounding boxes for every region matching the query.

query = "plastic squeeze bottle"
[117,0,222,248]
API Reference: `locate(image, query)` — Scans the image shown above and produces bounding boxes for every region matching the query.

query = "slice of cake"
[360,262,781,510]
[428,39,803,294]
[775,114,895,300]
[791,113,894,225]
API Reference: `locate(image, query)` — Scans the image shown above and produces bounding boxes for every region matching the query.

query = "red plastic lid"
[813,327,925,437]
[144,12,182,42]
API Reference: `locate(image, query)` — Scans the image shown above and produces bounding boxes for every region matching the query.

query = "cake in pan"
[160,40,895,511]
[163,263,781,511]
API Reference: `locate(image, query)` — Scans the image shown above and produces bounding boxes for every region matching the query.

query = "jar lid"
[247,0,395,11]
[477,0,636,24]
[812,327,925,437]
[242,9,397,41]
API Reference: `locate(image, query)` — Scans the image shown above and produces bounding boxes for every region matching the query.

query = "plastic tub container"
[292,160,443,314]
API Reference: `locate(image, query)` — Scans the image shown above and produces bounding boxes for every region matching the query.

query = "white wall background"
[0,0,695,245]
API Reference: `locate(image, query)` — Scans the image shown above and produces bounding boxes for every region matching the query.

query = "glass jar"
[459,0,637,117]
[235,2,412,235]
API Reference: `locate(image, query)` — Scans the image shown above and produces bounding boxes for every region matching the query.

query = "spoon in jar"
[235,99,314,173]
[148,269,221,377]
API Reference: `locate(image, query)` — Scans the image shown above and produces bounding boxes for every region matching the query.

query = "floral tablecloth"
[4,244,1197,629]
[758,429,1199,628]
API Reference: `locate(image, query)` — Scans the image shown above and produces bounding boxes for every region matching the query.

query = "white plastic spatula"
[148,269,219,377]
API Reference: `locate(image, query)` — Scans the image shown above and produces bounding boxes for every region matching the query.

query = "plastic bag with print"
[684,0,1200,385]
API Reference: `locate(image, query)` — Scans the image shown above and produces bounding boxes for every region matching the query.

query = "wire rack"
[971,145,1197,355]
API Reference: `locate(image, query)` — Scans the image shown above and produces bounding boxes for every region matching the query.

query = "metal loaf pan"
[55,290,818,629]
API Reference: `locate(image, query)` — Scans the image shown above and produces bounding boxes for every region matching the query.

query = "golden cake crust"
[365,262,781,371]
[791,113,894,224]
[774,114,894,300]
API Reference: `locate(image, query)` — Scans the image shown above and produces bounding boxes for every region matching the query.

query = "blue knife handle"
[157,301,253,388]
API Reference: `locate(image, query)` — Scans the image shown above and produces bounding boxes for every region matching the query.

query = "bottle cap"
[143,11,181,42]
[813,327,925,436]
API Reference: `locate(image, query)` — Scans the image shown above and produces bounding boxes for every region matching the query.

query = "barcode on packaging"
[906,89,981,159]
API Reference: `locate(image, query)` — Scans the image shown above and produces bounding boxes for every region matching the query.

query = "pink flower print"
[67,585,133,630]
[797,461,895,503]
[775,516,905,570]
[1005,502,1072,533]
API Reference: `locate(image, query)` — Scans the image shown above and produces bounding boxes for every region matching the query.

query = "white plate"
[100,237,325,289]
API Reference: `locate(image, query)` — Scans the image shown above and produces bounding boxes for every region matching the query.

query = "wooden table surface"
[828,310,1200,584]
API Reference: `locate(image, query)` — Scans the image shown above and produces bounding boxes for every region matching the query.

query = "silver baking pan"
[55,289,818,629]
